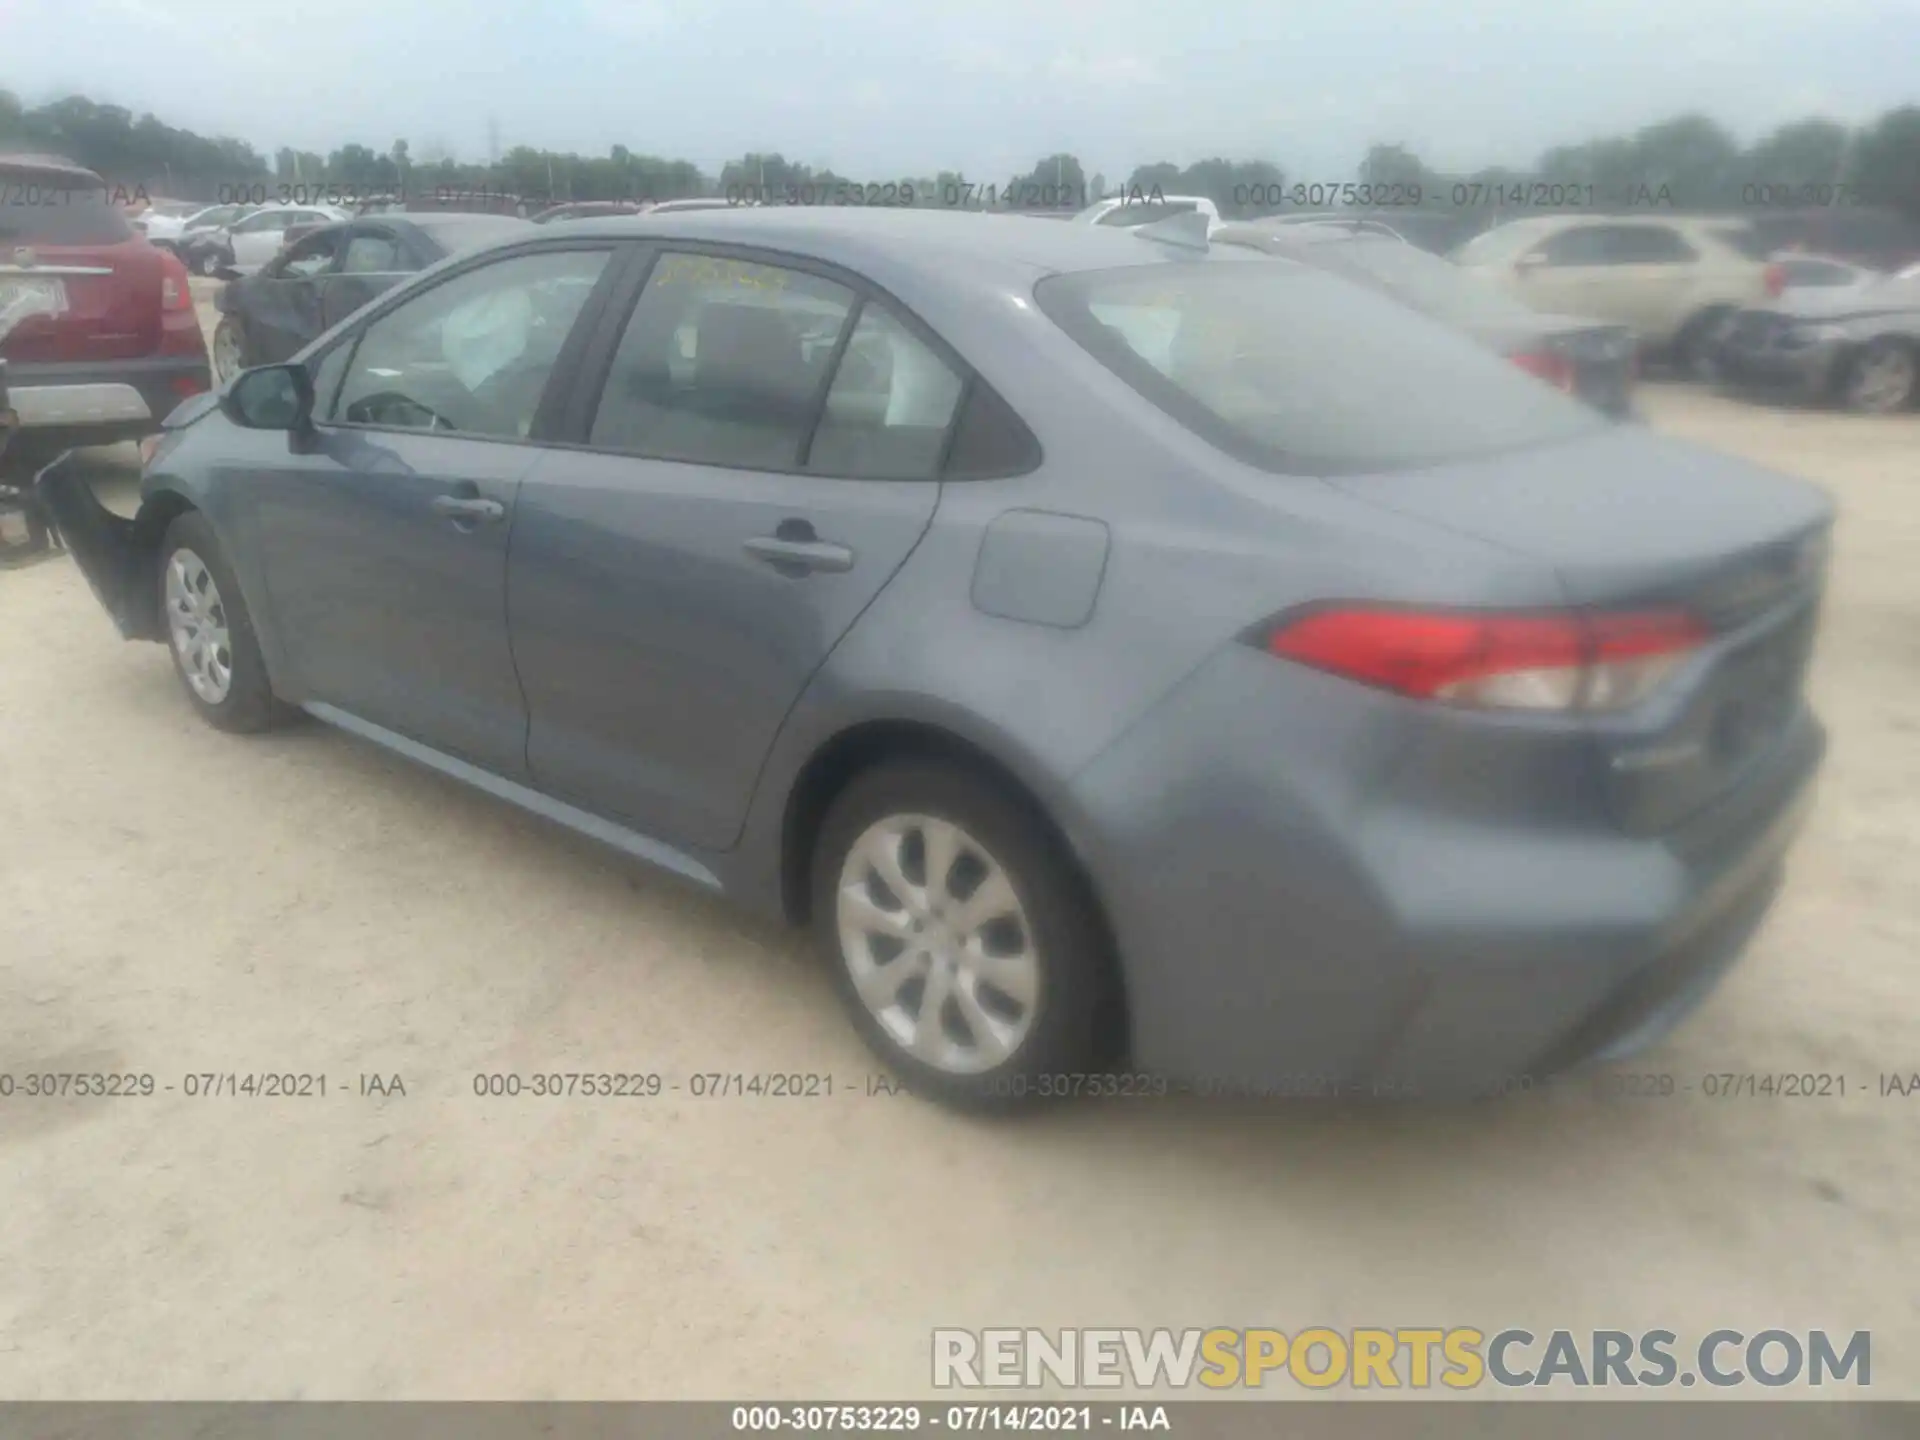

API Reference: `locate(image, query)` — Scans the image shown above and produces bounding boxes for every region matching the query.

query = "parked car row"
[35,205,1831,1111]
[0,154,212,471]
[1451,209,1920,412]
[209,212,537,380]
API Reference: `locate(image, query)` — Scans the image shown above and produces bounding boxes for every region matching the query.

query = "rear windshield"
[1319,237,1548,328]
[1707,223,1771,260]
[1450,223,1548,265]
[412,215,537,251]
[1034,262,1605,475]
[0,177,136,245]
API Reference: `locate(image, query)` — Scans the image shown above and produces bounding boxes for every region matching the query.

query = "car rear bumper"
[3,354,212,449]
[1068,645,1825,1099]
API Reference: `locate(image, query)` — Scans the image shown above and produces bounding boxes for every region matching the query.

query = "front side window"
[1035,262,1604,475]
[1608,226,1697,263]
[342,233,403,273]
[272,232,340,278]
[587,252,857,469]
[332,247,610,438]
[233,210,289,235]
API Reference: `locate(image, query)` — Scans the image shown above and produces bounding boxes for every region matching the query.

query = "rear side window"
[1609,227,1697,263]
[0,177,135,244]
[943,381,1041,477]
[1708,224,1771,260]
[1035,262,1604,475]
[588,252,857,469]
[1779,258,1856,287]
[807,304,963,479]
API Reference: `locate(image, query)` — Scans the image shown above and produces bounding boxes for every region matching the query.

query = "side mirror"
[222,364,314,434]
[1514,252,1547,276]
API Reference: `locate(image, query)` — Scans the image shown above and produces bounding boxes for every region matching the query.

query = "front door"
[252,243,617,775]
[508,249,960,851]
[243,228,342,363]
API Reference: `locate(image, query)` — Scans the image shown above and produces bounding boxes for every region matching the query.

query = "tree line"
[2,88,1915,220]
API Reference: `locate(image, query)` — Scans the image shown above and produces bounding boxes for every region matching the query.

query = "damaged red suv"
[0,154,212,468]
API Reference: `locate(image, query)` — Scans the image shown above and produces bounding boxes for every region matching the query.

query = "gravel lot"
[1,365,1917,1398]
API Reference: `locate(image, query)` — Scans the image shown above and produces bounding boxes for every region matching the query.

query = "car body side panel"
[725,294,1575,921]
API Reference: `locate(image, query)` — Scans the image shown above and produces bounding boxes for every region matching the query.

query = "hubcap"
[213,323,242,381]
[165,549,233,704]
[837,814,1040,1075]
[1852,349,1915,412]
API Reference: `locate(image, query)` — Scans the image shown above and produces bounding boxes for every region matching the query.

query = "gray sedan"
[38,208,1829,1109]
[1715,271,1920,413]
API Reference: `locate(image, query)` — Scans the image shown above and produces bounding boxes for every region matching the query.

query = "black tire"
[156,511,293,733]
[1839,337,1918,414]
[1673,309,1732,381]
[810,759,1115,1112]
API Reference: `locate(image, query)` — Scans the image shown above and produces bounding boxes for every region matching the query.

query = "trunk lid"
[0,238,163,362]
[1323,422,1830,613]
[1326,425,1833,832]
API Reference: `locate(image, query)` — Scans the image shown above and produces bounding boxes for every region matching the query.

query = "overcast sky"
[7,0,1919,183]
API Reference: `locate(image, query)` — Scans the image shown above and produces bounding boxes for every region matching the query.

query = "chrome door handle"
[743,536,855,574]
[431,495,505,523]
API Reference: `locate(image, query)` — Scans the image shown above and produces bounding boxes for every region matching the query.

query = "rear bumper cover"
[31,449,166,639]
[4,355,212,445]
[1068,646,1824,1099]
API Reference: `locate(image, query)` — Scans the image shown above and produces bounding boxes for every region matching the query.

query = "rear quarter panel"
[725,271,1572,917]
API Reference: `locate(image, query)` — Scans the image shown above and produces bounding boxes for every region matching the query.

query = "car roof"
[0,153,105,185]
[541,206,1246,284]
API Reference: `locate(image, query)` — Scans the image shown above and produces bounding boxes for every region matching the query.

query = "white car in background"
[221,203,351,274]
[1071,194,1226,236]
[1454,214,1772,374]
[130,199,204,244]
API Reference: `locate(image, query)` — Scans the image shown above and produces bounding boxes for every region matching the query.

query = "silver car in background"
[39,209,1830,1110]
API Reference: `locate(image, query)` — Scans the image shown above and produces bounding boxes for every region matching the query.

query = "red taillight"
[1763,263,1786,298]
[1261,607,1709,713]
[158,248,193,312]
[1509,350,1575,391]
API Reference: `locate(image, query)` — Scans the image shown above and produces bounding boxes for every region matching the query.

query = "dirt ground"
[1,374,1916,1400]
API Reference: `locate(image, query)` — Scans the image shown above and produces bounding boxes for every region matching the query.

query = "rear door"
[507,246,959,851]
[1607,224,1707,342]
[0,172,163,364]
[240,227,343,363]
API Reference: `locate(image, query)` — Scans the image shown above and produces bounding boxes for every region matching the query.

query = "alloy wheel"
[212,322,243,382]
[165,548,233,704]
[836,813,1041,1075]
[1848,346,1916,414]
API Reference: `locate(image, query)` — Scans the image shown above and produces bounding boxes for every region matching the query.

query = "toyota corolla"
[38,208,1830,1109]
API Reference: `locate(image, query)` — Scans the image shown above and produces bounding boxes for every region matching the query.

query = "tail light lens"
[1509,350,1575,391]
[1763,263,1786,298]
[159,249,193,312]
[1260,607,1709,713]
